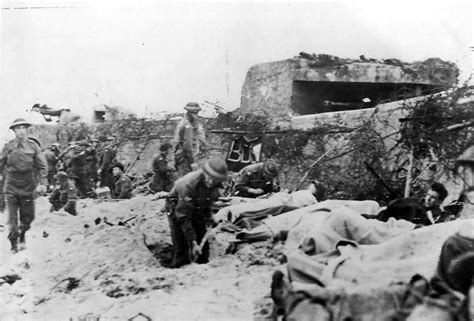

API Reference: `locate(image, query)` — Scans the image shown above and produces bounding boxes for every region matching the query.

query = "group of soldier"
[0,102,284,260]
[0,118,133,253]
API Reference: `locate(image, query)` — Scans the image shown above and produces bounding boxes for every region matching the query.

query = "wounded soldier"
[269,189,474,321]
[215,180,327,229]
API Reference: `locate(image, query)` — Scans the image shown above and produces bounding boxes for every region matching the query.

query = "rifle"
[363,161,398,199]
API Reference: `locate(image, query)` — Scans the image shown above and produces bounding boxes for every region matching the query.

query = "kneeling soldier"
[112,162,133,199]
[49,171,78,216]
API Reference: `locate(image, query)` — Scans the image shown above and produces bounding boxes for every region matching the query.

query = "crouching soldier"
[166,157,228,268]
[233,161,280,198]
[150,142,176,192]
[49,171,78,216]
[112,162,133,199]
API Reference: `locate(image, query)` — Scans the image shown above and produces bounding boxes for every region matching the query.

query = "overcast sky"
[0,0,472,141]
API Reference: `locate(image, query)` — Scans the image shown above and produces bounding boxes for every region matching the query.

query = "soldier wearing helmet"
[44,143,61,191]
[233,161,280,198]
[48,171,78,215]
[173,102,207,177]
[166,157,228,267]
[0,118,47,252]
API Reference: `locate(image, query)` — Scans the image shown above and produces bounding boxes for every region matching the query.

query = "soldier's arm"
[197,123,208,151]
[234,172,252,196]
[0,144,8,172]
[34,144,48,185]
[174,185,197,242]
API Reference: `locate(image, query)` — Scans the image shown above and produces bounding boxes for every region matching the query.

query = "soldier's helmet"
[203,157,228,181]
[55,171,69,182]
[262,162,278,179]
[183,102,201,113]
[160,142,172,152]
[9,118,32,130]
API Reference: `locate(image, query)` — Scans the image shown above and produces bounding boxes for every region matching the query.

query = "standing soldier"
[0,118,47,253]
[68,140,94,198]
[174,102,207,177]
[150,142,176,192]
[166,157,228,268]
[87,138,100,186]
[44,143,61,191]
[98,136,116,193]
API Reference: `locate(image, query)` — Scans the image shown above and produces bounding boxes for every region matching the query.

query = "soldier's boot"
[18,231,26,251]
[10,238,18,253]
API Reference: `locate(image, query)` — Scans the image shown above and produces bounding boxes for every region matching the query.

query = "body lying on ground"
[215,180,329,229]
[272,219,474,321]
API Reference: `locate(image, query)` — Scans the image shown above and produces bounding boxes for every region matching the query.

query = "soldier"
[68,140,94,198]
[98,136,116,192]
[86,138,100,186]
[233,161,280,198]
[166,157,228,268]
[48,171,78,216]
[111,162,133,199]
[174,102,207,177]
[44,143,61,191]
[150,142,176,192]
[57,141,78,172]
[0,118,47,253]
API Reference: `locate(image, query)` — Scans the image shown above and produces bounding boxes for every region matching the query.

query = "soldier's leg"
[150,173,160,192]
[5,194,20,251]
[18,194,35,247]
[176,159,192,178]
[167,215,191,268]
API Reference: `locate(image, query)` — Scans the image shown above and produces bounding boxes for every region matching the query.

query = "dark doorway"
[291,81,437,115]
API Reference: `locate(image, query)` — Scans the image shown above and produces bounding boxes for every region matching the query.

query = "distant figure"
[233,161,280,198]
[44,143,61,191]
[111,162,133,199]
[85,138,99,187]
[0,118,47,253]
[98,136,117,192]
[150,142,176,192]
[49,171,78,216]
[68,140,95,198]
[174,102,207,177]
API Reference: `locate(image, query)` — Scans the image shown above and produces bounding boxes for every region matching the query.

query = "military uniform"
[68,145,94,198]
[0,137,47,249]
[98,143,116,191]
[233,162,280,198]
[151,153,175,192]
[167,169,223,267]
[85,147,98,186]
[44,147,59,188]
[174,116,206,177]
[49,179,78,215]
[113,173,133,199]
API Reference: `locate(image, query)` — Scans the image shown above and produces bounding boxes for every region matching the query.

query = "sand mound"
[0,195,278,320]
